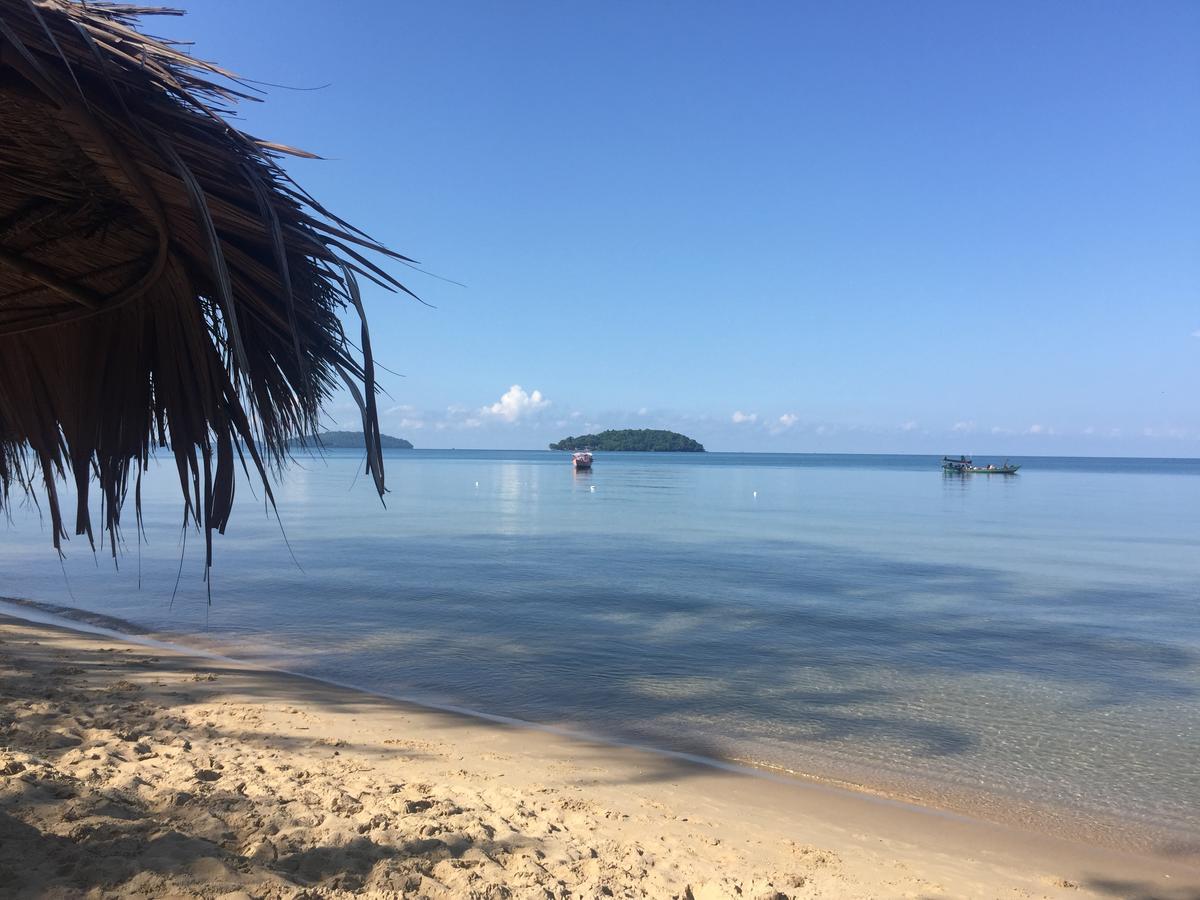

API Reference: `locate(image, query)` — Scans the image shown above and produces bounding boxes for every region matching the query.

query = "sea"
[2,450,1198,854]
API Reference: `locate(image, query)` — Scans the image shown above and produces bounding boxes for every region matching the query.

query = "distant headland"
[288,431,413,450]
[549,429,705,452]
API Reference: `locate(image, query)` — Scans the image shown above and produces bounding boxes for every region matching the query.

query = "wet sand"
[1,613,1196,899]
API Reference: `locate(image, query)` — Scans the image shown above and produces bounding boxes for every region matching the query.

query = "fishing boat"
[942,456,1020,474]
[573,451,593,470]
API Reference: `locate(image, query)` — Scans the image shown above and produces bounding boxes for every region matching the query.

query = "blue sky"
[161,2,1197,454]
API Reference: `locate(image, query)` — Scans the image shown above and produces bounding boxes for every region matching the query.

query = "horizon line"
[310,447,1200,461]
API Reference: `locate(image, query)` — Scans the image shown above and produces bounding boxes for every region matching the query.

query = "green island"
[288,430,413,450]
[549,429,705,452]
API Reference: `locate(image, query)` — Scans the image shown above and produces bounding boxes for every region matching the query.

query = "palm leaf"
[0,0,412,574]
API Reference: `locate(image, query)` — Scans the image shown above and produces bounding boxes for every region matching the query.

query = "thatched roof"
[0,1,408,571]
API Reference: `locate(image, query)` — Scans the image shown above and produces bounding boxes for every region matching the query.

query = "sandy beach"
[1,613,1196,900]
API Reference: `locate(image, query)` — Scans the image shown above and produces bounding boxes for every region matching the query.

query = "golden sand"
[1,615,1195,899]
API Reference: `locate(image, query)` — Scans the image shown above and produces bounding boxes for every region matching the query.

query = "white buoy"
[474,481,479,487]
[590,485,596,492]
[753,490,758,498]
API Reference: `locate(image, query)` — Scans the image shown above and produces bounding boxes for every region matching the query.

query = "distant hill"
[549,429,704,452]
[288,430,413,450]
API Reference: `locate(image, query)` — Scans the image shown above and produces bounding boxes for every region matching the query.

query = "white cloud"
[1025,424,1054,435]
[441,405,483,429]
[481,385,550,423]
[637,407,649,416]
[1191,329,1200,338]
[899,420,918,432]
[381,403,427,431]
[1142,425,1195,440]
[766,413,800,435]
[731,411,758,425]
[951,421,976,433]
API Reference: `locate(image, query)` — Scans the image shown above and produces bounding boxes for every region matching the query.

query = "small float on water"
[572,451,593,470]
[942,455,1020,475]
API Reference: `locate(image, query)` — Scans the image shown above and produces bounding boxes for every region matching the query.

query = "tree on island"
[289,431,413,450]
[549,429,704,452]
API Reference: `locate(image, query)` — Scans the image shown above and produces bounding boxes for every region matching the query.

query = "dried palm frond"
[0,0,408,574]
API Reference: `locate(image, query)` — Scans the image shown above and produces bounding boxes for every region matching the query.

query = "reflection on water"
[940,469,1023,495]
[1,450,1198,850]
[493,461,531,536]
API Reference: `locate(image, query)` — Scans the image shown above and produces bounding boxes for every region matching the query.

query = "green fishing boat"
[942,456,1020,474]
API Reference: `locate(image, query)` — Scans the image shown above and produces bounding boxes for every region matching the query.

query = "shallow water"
[2,450,1198,849]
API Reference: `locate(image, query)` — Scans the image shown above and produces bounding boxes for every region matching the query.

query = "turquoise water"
[2,450,1198,850]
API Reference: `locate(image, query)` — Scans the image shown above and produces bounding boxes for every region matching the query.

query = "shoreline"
[1,610,1197,898]
[2,595,1195,863]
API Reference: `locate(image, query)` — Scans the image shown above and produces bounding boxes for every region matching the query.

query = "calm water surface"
[2,450,1198,850]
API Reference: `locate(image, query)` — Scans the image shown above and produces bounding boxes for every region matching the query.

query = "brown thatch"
[0,1,409,572]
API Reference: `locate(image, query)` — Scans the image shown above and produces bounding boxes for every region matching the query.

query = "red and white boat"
[572,451,593,470]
